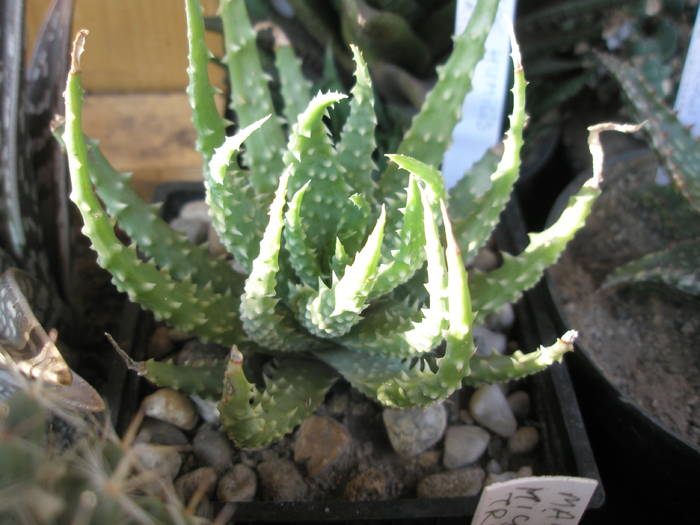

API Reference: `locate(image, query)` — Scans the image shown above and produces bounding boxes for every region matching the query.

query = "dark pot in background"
[544,279,700,525]
[542,148,700,525]
[139,182,604,523]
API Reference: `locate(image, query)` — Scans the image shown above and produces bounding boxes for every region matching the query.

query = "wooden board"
[25,0,224,92]
[82,92,225,200]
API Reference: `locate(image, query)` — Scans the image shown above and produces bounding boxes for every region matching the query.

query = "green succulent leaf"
[338,182,447,357]
[301,207,387,339]
[598,52,700,213]
[603,239,700,296]
[275,44,313,128]
[240,168,321,352]
[448,36,527,263]
[378,0,499,209]
[185,0,226,164]
[336,45,378,199]
[285,91,353,263]
[371,174,425,298]
[469,121,640,320]
[75,135,243,296]
[221,0,287,194]
[469,180,601,320]
[206,117,271,272]
[319,202,473,407]
[283,181,322,288]
[463,330,576,385]
[63,33,243,345]
[141,359,224,400]
[219,347,337,449]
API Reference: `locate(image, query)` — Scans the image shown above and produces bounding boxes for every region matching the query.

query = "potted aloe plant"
[57,0,603,519]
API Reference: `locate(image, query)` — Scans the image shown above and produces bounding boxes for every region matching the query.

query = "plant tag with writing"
[470,476,598,525]
[442,0,517,190]
[657,6,699,184]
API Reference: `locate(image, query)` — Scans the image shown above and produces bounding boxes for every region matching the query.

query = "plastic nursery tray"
[134,182,604,524]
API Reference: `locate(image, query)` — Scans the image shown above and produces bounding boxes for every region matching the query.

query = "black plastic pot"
[542,149,700,525]
[544,277,700,525]
[138,182,604,523]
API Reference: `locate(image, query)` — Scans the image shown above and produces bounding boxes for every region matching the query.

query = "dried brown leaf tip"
[70,29,89,75]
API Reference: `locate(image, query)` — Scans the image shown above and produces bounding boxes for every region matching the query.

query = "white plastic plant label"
[442,0,517,189]
[657,6,699,184]
[470,476,598,525]
[674,7,700,135]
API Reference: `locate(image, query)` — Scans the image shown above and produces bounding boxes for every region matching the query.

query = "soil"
[548,146,700,447]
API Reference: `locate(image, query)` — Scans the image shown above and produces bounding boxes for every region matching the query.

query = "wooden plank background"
[25,0,223,92]
[25,0,227,198]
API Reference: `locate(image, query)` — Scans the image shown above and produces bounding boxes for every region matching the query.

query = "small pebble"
[485,471,518,486]
[260,449,279,463]
[239,451,257,468]
[383,403,447,457]
[174,466,218,503]
[485,466,534,486]
[217,464,257,502]
[418,467,485,498]
[179,200,211,222]
[507,426,540,455]
[469,385,517,437]
[208,225,228,257]
[175,340,228,367]
[193,499,215,520]
[344,468,388,501]
[517,465,534,478]
[459,409,475,425]
[190,395,220,425]
[472,247,499,272]
[294,415,352,478]
[327,392,349,417]
[506,391,531,421]
[193,425,234,472]
[350,398,370,416]
[444,391,462,424]
[487,436,505,459]
[147,326,174,359]
[141,388,198,431]
[486,459,503,474]
[135,418,189,446]
[257,459,307,502]
[485,303,516,332]
[443,425,490,469]
[416,450,441,469]
[170,217,208,245]
[132,443,182,482]
[473,325,507,356]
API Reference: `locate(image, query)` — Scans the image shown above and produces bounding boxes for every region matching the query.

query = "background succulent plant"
[0,0,109,412]
[596,51,700,297]
[61,0,598,449]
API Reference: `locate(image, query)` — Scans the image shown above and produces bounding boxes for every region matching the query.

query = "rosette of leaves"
[61,0,597,449]
[596,52,700,297]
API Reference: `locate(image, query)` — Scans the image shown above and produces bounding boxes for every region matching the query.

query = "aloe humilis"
[61,0,595,449]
